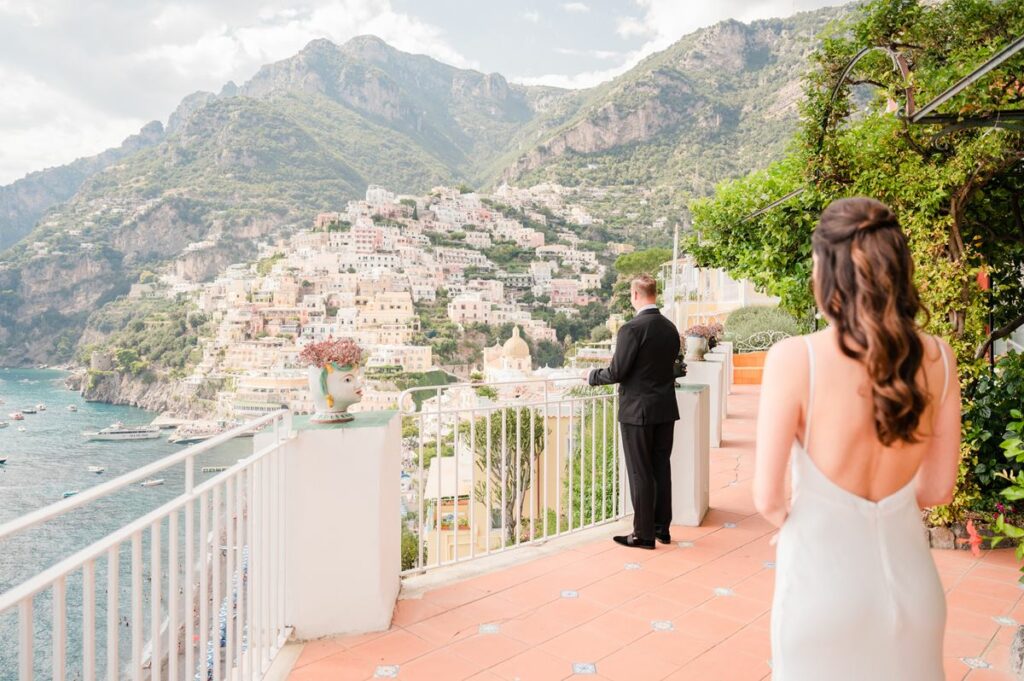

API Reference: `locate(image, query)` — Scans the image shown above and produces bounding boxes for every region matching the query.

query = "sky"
[0,0,844,185]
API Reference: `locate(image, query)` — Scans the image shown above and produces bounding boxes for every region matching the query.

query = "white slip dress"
[770,336,949,681]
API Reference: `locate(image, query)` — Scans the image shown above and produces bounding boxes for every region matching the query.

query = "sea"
[0,368,251,679]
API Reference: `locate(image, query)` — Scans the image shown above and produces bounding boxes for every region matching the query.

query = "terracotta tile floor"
[288,386,1024,681]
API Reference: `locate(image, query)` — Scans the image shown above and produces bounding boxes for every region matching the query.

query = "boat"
[62,490,79,498]
[21,407,36,414]
[140,479,165,488]
[201,466,228,473]
[83,423,162,441]
[67,405,78,412]
[9,412,24,421]
[0,422,8,429]
[35,404,46,411]
[168,423,223,445]
[0,457,7,464]
[87,465,105,474]
[17,426,26,432]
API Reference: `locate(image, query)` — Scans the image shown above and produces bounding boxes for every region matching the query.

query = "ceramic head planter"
[300,338,365,423]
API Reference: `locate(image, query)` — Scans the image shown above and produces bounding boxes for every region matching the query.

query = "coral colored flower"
[966,520,983,558]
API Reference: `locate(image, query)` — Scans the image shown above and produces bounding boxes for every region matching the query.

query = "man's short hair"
[631,274,657,299]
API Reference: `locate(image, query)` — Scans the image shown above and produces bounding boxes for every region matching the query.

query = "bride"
[753,197,961,680]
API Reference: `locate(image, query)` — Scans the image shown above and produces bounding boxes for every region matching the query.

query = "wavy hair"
[812,197,929,445]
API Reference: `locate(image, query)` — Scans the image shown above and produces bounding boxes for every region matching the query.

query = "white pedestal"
[284,412,401,640]
[677,361,724,447]
[716,341,735,394]
[703,352,730,416]
[672,386,710,526]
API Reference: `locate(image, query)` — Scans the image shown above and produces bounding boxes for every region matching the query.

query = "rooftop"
[283,387,1024,681]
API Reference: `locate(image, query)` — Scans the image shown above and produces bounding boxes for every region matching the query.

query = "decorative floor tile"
[374,666,399,678]
[762,561,776,569]
[724,522,738,528]
[479,623,500,634]
[961,657,991,669]
[994,616,1018,626]
[572,662,597,674]
[624,562,641,571]
[677,541,694,548]
[713,587,734,597]
[651,620,674,631]
[561,589,579,599]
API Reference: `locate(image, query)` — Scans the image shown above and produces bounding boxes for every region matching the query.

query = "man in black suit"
[589,274,681,549]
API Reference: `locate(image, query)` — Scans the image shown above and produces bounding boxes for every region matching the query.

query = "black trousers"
[620,422,674,541]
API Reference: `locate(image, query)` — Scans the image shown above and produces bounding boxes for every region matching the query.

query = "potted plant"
[707,322,724,351]
[683,324,712,362]
[299,337,364,423]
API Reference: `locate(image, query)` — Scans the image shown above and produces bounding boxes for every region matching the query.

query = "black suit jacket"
[588,308,681,425]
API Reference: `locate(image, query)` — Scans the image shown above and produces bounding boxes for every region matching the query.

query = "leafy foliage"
[687,0,1024,520]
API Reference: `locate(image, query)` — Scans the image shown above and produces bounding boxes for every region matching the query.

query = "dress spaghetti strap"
[803,336,815,448]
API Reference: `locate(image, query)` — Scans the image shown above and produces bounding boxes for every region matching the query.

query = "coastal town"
[117,183,636,421]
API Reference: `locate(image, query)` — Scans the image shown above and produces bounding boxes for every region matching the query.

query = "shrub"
[962,352,1024,506]
[725,306,801,350]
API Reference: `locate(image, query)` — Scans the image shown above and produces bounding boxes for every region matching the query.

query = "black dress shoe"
[613,534,655,550]
[655,530,671,545]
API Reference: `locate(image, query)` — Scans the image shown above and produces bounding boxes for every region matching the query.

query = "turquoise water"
[0,369,251,679]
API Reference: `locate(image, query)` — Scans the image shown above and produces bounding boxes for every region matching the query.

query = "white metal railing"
[0,410,292,681]
[398,378,623,575]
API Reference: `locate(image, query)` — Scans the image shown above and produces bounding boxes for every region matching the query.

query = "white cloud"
[522,10,540,23]
[554,47,621,60]
[0,0,473,183]
[562,2,590,13]
[0,66,144,184]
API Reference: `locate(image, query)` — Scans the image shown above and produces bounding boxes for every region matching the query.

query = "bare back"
[799,327,958,503]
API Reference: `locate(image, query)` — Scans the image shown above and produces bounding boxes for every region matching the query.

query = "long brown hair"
[812,197,929,445]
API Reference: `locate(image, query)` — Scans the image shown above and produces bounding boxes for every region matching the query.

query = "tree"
[534,340,565,368]
[467,408,547,545]
[614,248,672,277]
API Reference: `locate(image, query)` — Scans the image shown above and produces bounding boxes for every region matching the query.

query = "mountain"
[0,5,849,365]
[0,121,165,250]
[501,7,853,234]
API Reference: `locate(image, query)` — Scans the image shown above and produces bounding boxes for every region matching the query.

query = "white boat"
[21,407,36,415]
[67,405,78,412]
[87,465,105,474]
[9,412,23,421]
[0,422,8,429]
[16,426,26,432]
[35,404,46,411]
[140,478,165,488]
[0,457,7,464]
[201,466,228,473]
[168,425,222,445]
[83,423,162,441]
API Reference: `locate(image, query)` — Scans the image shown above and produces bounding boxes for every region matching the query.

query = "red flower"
[966,520,983,558]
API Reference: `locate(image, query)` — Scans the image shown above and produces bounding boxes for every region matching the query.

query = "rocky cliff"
[81,369,221,419]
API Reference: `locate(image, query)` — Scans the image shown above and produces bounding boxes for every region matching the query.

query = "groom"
[589,274,681,549]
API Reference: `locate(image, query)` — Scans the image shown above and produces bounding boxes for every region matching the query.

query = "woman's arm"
[915,339,961,508]
[753,337,805,527]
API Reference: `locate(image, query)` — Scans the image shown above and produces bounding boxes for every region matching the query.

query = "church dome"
[503,326,530,359]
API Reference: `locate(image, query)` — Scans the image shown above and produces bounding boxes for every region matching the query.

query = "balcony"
[0,373,1021,680]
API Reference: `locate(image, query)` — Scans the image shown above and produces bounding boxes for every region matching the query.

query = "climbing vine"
[687,0,1024,519]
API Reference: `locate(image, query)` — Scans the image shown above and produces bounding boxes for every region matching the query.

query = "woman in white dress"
[753,197,962,680]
